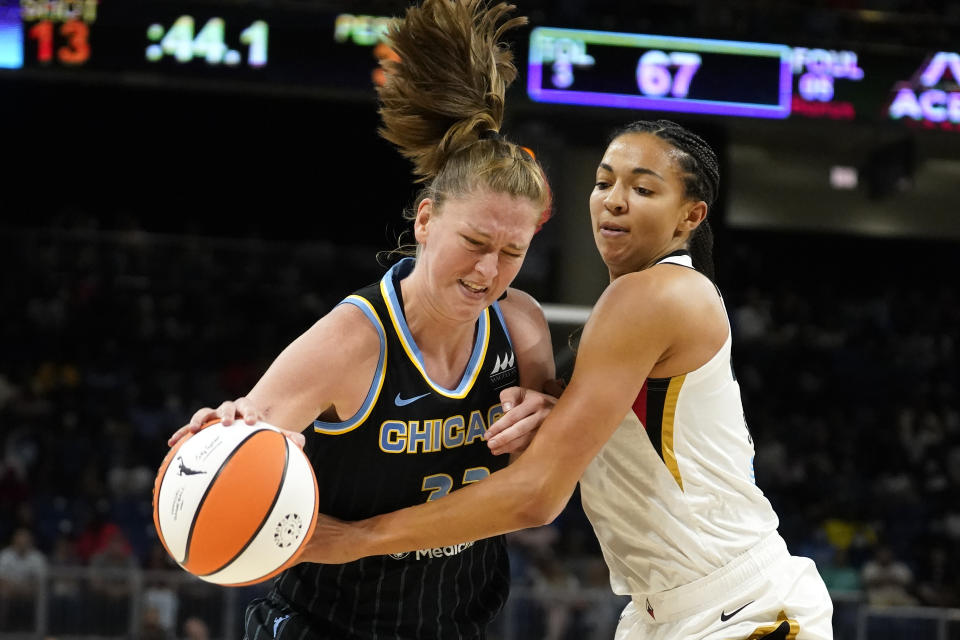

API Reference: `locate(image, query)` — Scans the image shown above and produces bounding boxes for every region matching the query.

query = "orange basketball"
[152,420,318,586]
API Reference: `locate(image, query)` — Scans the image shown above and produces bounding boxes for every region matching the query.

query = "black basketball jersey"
[262,258,518,640]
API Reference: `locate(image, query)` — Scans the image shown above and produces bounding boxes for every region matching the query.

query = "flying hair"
[377,0,526,181]
[375,0,551,256]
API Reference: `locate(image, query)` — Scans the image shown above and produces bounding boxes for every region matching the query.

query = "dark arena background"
[1,1,959,638]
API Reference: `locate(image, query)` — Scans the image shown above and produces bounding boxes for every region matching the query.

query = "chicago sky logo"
[489,350,516,388]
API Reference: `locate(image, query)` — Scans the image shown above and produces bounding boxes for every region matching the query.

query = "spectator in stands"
[88,528,137,635]
[860,545,917,606]
[0,527,47,631]
[528,549,582,640]
[143,543,179,639]
[914,543,960,608]
[181,616,210,640]
[73,501,125,564]
[47,533,82,634]
[818,547,862,597]
[578,557,628,640]
[0,457,31,546]
[140,606,170,640]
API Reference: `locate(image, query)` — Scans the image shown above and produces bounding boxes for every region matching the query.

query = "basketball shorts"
[244,596,335,640]
[615,533,833,640]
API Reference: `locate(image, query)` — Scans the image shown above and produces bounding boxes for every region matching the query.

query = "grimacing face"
[411,187,541,322]
[589,132,705,279]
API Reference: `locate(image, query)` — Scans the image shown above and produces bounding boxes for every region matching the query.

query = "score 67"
[637,50,702,99]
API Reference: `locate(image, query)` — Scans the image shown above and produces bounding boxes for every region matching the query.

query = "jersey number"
[421,467,490,502]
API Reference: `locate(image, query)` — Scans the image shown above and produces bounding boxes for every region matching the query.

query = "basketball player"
[168,1,558,638]
[304,121,836,639]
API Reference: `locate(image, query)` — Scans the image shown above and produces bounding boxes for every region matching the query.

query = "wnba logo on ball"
[176,456,206,476]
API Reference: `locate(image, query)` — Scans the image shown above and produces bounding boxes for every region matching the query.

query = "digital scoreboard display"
[9,1,396,96]
[3,4,959,132]
[0,0,22,69]
[524,26,960,130]
[888,51,960,128]
[788,46,864,120]
[527,27,792,119]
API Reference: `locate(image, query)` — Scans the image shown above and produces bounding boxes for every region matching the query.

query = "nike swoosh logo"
[273,614,290,637]
[394,392,430,406]
[720,600,754,622]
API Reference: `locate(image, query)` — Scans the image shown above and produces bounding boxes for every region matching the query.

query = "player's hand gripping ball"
[153,420,318,586]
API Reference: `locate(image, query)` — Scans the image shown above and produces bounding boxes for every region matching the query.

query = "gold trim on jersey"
[661,374,686,491]
[741,610,799,639]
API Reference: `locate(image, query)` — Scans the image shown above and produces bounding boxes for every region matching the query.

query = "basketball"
[152,420,318,587]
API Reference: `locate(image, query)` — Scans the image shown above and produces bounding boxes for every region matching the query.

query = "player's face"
[414,188,540,321]
[590,132,702,280]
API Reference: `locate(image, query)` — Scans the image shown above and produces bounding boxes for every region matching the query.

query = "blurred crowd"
[723,234,960,612]
[1,221,958,638]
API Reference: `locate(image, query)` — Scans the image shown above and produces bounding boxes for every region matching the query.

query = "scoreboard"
[532,27,960,131]
[526,26,960,131]
[1,1,959,131]
[2,0,397,97]
[527,28,792,119]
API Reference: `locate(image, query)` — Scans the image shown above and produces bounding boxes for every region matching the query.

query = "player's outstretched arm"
[301,269,692,563]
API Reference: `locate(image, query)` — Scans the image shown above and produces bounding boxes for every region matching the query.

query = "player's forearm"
[356,463,570,557]
[354,396,606,556]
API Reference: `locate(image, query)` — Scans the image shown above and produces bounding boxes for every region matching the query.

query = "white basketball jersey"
[579,253,780,597]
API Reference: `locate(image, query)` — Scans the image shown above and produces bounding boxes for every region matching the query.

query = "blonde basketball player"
[168,1,561,638]
[305,120,835,639]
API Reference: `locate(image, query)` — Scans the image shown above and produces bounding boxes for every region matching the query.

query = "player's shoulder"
[498,287,544,319]
[615,263,713,302]
[497,287,549,334]
[497,286,551,351]
[595,264,720,330]
[298,300,383,362]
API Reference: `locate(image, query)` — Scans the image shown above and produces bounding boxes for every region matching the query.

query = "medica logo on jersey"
[389,541,475,561]
[489,349,516,388]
